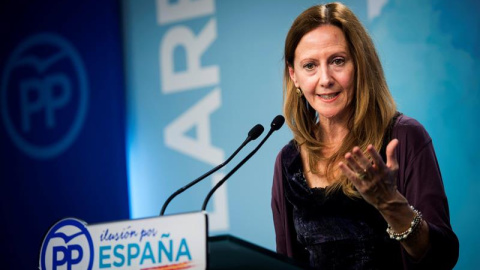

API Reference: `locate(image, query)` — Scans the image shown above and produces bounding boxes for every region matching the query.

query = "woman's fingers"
[385,139,399,170]
[345,152,365,175]
[350,147,377,179]
[340,141,400,208]
[339,162,363,187]
[352,147,372,171]
[343,140,399,180]
[367,144,386,171]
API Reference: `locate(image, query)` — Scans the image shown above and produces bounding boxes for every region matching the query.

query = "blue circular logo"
[1,33,89,159]
[39,218,94,270]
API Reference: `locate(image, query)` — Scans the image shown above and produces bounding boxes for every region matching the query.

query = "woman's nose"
[319,67,334,88]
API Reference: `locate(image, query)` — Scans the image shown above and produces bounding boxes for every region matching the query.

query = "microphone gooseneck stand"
[201,115,284,211]
[159,124,264,215]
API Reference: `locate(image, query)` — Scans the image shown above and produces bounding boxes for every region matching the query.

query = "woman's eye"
[332,58,345,66]
[303,63,316,70]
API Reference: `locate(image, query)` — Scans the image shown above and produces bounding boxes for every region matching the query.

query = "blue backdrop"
[0,1,129,269]
[123,1,480,269]
[1,0,478,269]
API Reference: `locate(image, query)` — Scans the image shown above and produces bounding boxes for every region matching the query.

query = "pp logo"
[1,33,88,159]
[40,218,94,270]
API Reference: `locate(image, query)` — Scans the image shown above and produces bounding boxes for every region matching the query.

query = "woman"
[271,3,459,269]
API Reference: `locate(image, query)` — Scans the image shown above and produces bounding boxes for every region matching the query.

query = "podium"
[208,235,306,269]
[39,213,307,269]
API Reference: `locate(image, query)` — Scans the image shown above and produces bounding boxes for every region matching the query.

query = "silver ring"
[358,169,368,180]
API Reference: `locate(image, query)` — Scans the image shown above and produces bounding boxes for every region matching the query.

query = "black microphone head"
[271,115,285,131]
[248,124,264,140]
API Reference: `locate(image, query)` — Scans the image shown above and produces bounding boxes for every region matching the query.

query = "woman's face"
[289,25,355,122]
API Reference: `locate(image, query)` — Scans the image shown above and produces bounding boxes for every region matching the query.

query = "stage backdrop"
[0,0,129,269]
[123,0,479,269]
[1,0,478,269]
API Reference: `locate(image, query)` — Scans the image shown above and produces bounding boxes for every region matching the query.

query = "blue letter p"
[52,244,83,270]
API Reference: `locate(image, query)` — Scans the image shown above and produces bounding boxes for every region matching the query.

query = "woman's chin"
[317,109,350,123]
[318,111,339,119]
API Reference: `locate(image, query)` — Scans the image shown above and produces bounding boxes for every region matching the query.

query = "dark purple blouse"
[271,115,459,269]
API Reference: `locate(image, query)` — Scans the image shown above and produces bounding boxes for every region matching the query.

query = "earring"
[296,88,303,97]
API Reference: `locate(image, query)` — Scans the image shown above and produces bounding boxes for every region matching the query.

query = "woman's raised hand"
[339,139,400,209]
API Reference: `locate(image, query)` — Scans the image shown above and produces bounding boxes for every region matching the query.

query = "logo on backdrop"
[1,32,89,159]
[40,218,94,270]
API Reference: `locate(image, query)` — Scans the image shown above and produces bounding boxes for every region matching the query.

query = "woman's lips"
[317,92,340,102]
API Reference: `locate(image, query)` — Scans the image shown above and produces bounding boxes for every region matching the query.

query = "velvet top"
[271,114,459,269]
[285,161,403,269]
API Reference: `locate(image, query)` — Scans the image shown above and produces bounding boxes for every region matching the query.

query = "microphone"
[201,115,285,211]
[160,124,264,215]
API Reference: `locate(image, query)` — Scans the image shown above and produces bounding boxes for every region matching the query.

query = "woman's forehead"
[295,26,349,58]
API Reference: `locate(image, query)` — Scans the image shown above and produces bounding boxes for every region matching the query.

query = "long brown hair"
[283,3,397,197]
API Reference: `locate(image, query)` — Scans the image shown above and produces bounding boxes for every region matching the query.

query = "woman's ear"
[288,65,298,88]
